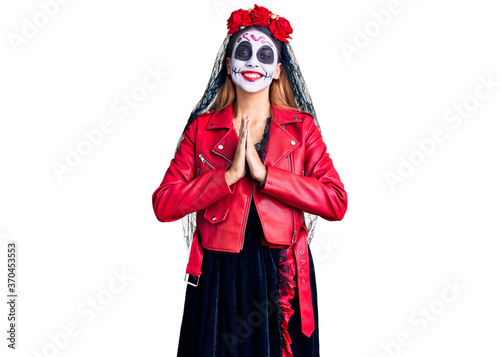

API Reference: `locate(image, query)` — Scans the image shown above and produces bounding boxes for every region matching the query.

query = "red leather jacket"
[152,103,348,337]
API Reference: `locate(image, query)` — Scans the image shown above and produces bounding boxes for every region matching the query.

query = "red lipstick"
[240,71,264,82]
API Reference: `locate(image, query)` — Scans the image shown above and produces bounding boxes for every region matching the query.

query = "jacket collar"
[206,103,302,167]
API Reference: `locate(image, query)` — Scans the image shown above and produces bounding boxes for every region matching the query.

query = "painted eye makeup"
[234,42,252,61]
[257,46,274,64]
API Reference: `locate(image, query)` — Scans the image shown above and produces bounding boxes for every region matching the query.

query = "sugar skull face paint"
[229,30,278,93]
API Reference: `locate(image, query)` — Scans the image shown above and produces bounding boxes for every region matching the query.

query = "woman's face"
[228,30,279,93]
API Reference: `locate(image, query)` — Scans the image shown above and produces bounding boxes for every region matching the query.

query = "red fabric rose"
[269,16,293,43]
[227,9,245,34]
[250,4,271,27]
[226,4,294,44]
[241,9,253,26]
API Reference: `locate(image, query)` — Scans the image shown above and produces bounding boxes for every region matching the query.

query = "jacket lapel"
[206,106,238,163]
[207,104,302,167]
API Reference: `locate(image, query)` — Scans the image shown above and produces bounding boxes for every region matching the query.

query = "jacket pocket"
[204,207,229,224]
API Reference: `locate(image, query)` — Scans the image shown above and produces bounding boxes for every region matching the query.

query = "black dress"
[177,116,320,357]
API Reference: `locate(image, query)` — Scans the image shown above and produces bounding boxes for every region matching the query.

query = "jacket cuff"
[214,167,236,196]
[257,165,281,195]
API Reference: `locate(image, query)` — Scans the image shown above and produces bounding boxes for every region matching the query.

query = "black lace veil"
[177,25,321,248]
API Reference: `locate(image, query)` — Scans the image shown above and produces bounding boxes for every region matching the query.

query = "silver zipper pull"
[199,153,216,170]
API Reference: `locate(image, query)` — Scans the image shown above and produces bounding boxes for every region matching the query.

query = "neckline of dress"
[255,117,271,147]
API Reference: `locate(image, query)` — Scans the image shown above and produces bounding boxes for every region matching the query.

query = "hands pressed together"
[225,114,268,187]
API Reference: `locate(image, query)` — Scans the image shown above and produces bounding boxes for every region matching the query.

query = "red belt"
[184,226,315,338]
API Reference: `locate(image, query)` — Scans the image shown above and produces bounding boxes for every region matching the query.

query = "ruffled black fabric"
[177,125,320,356]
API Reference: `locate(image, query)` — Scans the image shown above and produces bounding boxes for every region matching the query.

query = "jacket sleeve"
[152,118,235,222]
[258,115,348,221]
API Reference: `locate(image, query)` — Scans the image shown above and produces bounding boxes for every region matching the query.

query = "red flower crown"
[226,4,293,44]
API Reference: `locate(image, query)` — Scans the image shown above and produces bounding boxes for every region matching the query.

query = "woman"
[152,5,348,356]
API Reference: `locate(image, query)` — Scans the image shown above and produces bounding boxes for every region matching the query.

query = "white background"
[1,0,499,356]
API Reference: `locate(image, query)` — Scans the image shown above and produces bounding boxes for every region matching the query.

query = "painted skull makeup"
[229,30,278,93]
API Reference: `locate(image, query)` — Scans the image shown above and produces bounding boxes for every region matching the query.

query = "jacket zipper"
[198,153,216,170]
[240,180,254,251]
[285,123,297,244]
[212,149,233,164]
